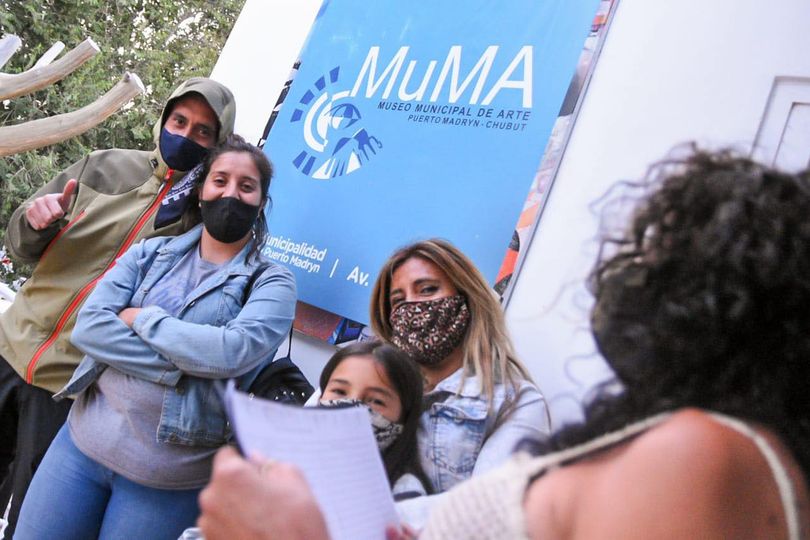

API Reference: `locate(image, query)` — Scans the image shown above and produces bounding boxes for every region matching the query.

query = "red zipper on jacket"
[40,210,87,260]
[26,172,175,384]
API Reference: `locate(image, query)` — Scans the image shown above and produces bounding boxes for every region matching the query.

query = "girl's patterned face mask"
[318,398,404,451]
[389,295,470,367]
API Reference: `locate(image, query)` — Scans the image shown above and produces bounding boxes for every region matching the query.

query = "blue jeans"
[15,425,202,540]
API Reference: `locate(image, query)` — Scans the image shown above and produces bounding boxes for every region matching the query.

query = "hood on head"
[152,77,236,168]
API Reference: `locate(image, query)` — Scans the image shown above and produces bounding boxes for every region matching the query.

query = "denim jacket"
[419,368,550,492]
[56,224,297,447]
[396,369,549,527]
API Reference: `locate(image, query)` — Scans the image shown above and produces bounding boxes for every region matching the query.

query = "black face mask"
[200,197,261,243]
[159,127,209,171]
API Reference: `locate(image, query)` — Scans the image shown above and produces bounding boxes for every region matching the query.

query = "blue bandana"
[154,163,204,229]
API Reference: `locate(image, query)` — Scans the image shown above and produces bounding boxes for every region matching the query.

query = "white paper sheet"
[225,382,398,540]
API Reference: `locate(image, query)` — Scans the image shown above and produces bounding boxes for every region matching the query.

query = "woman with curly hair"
[198,149,810,539]
[418,148,810,538]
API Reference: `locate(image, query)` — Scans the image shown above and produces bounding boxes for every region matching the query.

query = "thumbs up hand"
[25,179,78,230]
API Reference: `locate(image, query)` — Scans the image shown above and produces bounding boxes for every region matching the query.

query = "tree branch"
[0,34,23,70]
[0,72,144,156]
[0,38,100,100]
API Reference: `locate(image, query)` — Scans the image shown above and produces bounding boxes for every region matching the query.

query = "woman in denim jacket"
[370,240,550,523]
[16,135,296,540]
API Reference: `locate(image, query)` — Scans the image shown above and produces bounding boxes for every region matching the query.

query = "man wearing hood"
[0,77,236,536]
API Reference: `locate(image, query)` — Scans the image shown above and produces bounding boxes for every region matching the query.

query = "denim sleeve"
[131,266,297,379]
[395,384,551,530]
[471,383,550,476]
[70,239,182,386]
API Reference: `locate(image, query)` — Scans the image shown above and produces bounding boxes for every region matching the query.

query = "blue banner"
[263,0,601,324]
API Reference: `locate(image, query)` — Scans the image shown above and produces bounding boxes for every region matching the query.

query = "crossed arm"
[71,238,296,385]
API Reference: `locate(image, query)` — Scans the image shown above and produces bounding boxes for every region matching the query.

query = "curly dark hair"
[536,148,810,484]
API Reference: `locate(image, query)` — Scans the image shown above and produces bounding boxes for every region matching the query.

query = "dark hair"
[536,148,810,485]
[182,133,273,262]
[319,341,433,494]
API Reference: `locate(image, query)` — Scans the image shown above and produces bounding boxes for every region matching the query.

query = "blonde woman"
[370,239,550,497]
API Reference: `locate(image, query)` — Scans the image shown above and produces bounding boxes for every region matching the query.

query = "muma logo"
[290,66,383,180]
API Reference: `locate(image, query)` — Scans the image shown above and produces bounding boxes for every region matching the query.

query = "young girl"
[182,340,431,540]
[318,340,432,500]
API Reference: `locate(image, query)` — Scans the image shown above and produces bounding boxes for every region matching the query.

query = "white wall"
[212,0,810,425]
[211,0,322,145]
[506,0,810,426]
[211,0,331,386]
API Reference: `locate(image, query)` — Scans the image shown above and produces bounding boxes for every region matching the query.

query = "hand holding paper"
[198,446,329,540]
[221,382,399,540]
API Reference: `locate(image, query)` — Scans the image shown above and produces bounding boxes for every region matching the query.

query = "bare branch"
[0,38,100,101]
[0,72,144,156]
[33,41,66,68]
[0,34,22,70]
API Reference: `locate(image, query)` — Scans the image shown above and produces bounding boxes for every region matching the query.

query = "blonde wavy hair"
[370,239,533,404]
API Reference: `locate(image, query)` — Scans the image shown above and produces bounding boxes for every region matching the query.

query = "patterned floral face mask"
[389,295,470,367]
[318,398,404,451]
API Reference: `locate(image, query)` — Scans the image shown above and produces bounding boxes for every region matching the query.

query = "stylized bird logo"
[290,67,383,179]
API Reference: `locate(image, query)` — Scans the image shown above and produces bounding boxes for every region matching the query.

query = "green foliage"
[0,0,245,286]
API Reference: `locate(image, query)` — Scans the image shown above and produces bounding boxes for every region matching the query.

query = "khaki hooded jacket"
[0,77,236,392]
